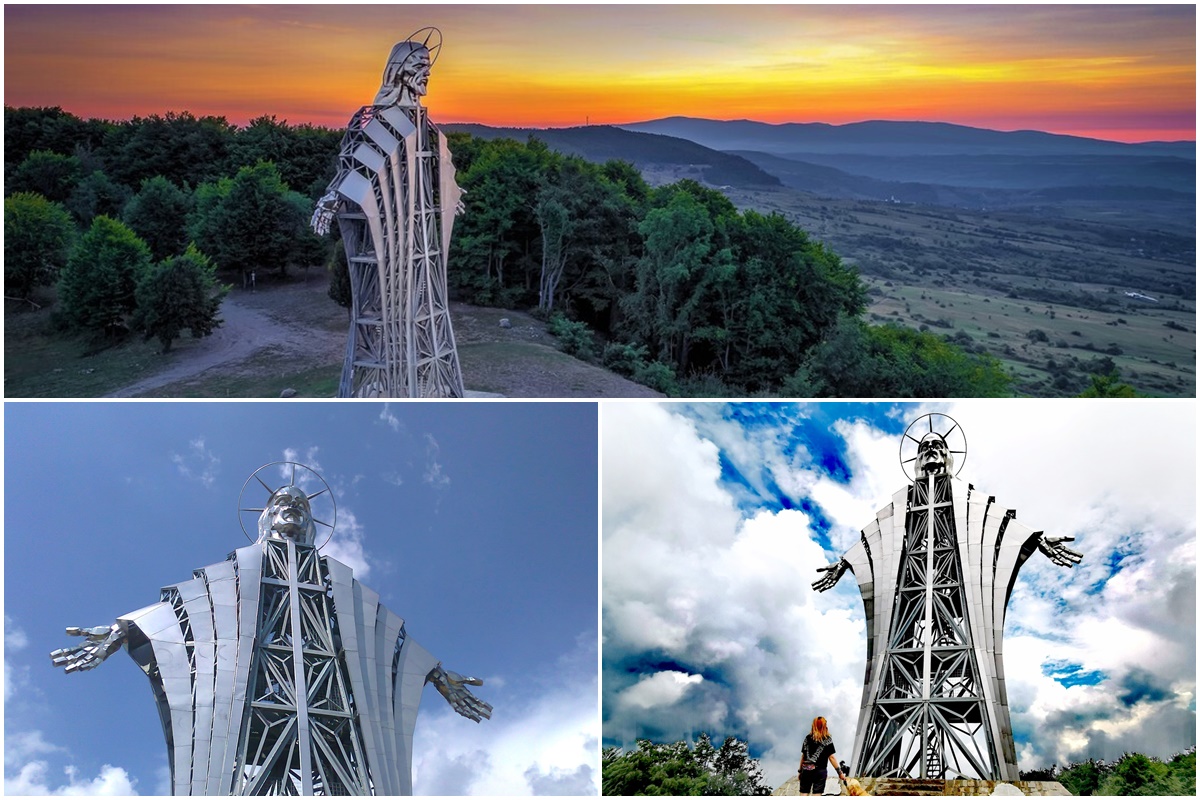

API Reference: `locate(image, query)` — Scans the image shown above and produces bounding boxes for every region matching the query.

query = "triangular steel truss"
[232,539,371,795]
[856,474,999,780]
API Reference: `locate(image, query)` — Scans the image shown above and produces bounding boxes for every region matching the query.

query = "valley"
[620,118,1195,397]
[721,184,1194,396]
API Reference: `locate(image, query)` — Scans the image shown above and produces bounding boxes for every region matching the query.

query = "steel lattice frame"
[832,475,1052,781]
[119,540,440,795]
[856,474,996,779]
[329,91,463,397]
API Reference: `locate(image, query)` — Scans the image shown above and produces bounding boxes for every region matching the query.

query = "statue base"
[772,776,1071,796]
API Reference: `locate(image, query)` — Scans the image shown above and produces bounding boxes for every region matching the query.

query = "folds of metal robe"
[331,101,463,398]
[326,555,436,795]
[120,601,190,794]
[119,543,439,795]
[393,638,437,795]
[119,547,262,797]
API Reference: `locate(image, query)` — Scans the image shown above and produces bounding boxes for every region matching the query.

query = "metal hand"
[49,624,125,674]
[812,558,850,593]
[428,663,492,722]
[1038,535,1083,568]
[311,191,340,236]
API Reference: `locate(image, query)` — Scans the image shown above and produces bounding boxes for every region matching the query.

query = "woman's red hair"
[811,716,830,740]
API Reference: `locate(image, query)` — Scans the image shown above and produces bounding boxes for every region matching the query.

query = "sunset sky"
[3,4,1196,142]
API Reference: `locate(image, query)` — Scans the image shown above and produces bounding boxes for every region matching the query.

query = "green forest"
[6,106,1018,395]
[599,736,1196,796]
[1025,750,1196,796]
[602,736,772,796]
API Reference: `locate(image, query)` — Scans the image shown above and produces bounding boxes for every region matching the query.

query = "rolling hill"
[440,123,781,189]
[615,117,1194,217]
[619,117,1196,159]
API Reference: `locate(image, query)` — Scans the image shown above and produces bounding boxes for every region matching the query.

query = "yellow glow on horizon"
[3,5,1194,142]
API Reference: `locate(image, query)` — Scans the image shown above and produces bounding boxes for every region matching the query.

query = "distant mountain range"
[441,123,780,189]
[619,117,1195,159]
[442,118,1194,212]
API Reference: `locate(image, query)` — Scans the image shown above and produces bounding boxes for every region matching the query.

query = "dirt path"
[106,288,341,398]
[103,276,661,399]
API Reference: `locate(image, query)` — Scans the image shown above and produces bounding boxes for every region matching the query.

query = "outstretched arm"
[427,663,492,722]
[310,190,342,236]
[812,558,851,592]
[49,624,126,674]
[1038,535,1083,568]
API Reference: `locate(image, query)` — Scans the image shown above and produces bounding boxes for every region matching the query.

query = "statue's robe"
[117,540,437,795]
[839,477,1045,780]
[325,102,464,398]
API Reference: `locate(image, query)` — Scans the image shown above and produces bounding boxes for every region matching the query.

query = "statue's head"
[915,433,953,478]
[258,485,316,545]
[375,28,441,107]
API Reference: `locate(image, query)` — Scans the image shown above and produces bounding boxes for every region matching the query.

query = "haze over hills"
[620,117,1195,207]
[446,118,1194,222]
[619,117,1196,158]
[441,123,781,189]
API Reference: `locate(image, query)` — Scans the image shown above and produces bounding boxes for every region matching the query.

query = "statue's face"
[916,435,950,476]
[374,44,432,106]
[266,486,312,540]
[403,50,432,97]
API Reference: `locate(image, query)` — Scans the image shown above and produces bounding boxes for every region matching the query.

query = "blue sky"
[603,400,1196,787]
[4,401,598,795]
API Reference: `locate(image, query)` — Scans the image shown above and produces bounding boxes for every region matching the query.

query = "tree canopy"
[188,162,319,282]
[5,105,1016,397]
[134,245,227,353]
[4,192,76,300]
[122,175,195,261]
[602,735,772,796]
[1023,749,1196,796]
[448,134,1004,396]
[56,215,153,336]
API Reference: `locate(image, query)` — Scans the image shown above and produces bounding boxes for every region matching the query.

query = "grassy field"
[727,185,1196,397]
[139,347,342,398]
[5,295,166,397]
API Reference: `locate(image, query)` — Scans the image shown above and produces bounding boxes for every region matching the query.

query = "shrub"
[548,314,597,360]
[602,341,649,377]
[634,360,678,395]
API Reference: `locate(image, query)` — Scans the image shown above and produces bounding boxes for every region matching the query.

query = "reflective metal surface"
[312,28,464,398]
[50,463,491,795]
[814,417,1081,781]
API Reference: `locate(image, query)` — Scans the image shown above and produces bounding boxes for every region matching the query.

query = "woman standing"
[797,716,846,795]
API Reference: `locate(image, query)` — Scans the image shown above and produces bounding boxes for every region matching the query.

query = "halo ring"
[404,26,443,66]
[899,413,968,481]
[237,461,337,550]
